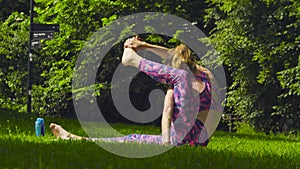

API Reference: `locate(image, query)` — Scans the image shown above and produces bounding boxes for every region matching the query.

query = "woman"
[50,36,219,146]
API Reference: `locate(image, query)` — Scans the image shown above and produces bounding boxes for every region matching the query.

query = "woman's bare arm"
[161,88,174,144]
[144,43,169,59]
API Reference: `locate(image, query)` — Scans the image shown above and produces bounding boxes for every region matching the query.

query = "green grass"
[0,109,299,169]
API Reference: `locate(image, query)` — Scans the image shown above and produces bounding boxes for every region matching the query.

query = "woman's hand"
[124,35,147,50]
[124,35,169,59]
[163,141,170,145]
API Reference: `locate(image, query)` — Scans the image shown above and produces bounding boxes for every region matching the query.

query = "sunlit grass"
[0,109,299,169]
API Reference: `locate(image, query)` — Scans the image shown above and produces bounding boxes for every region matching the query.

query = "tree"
[0,12,29,111]
[0,0,30,21]
[205,0,299,133]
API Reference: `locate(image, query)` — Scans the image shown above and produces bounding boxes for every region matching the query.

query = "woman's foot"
[121,48,142,67]
[49,123,83,140]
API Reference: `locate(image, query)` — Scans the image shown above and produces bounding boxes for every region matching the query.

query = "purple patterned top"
[195,72,212,112]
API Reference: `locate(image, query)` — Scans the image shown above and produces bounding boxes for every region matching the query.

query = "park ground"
[0,109,299,169]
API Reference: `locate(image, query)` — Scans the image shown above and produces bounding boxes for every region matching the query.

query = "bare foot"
[49,123,84,140]
[121,48,142,67]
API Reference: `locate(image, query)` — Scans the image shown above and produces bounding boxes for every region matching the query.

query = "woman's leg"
[50,123,164,144]
[121,48,142,67]
[50,123,166,144]
[92,134,163,145]
[122,48,199,144]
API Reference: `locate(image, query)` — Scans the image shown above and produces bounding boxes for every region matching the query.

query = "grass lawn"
[0,109,299,169]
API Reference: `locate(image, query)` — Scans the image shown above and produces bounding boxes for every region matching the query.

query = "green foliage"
[0,12,29,112]
[205,0,300,133]
[32,59,73,115]
[30,0,119,116]
[277,56,300,97]
[2,0,208,119]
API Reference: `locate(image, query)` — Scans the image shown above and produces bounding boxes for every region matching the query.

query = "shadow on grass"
[214,131,299,143]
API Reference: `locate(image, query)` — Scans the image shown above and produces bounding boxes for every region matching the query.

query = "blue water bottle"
[35,118,45,136]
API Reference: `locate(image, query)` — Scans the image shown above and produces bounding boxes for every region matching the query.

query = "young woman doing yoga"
[50,36,220,146]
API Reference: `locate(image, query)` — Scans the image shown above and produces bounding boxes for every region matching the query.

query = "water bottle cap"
[36,118,44,125]
[36,118,44,122]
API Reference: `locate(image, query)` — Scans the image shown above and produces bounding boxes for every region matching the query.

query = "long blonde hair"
[165,44,197,72]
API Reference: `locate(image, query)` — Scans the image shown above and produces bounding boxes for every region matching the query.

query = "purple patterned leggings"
[91,58,208,146]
